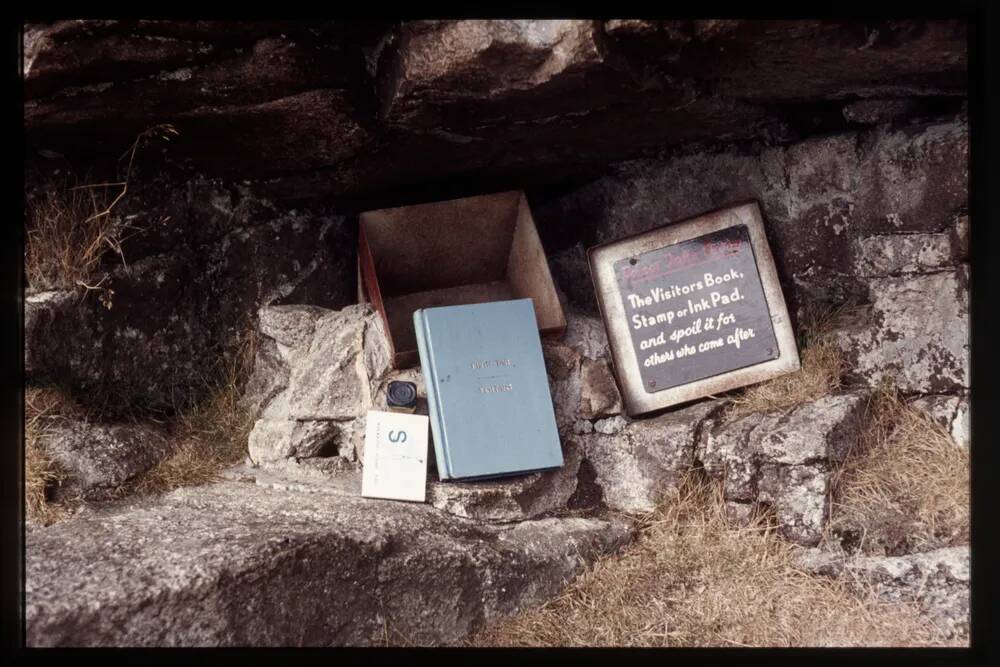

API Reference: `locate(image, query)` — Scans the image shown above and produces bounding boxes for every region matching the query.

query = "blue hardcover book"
[413,298,563,481]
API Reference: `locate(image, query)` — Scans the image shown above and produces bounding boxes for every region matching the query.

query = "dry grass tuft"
[727,302,852,418]
[830,387,969,555]
[24,387,88,525]
[26,320,259,517]
[24,123,178,294]
[25,184,122,293]
[132,324,258,495]
[469,473,954,647]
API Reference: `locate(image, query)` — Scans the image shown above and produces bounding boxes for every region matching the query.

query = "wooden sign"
[588,201,799,416]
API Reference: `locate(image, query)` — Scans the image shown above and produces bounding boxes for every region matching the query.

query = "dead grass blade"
[132,321,259,495]
[24,387,88,526]
[830,386,969,554]
[469,473,955,647]
[24,123,178,293]
[726,302,855,418]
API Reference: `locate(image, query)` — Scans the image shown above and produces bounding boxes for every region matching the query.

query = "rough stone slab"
[757,463,828,546]
[26,477,632,646]
[548,242,598,312]
[227,459,362,496]
[562,308,611,360]
[247,418,343,464]
[378,20,607,128]
[24,175,356,413]
[543,321,622,431]
[791,544,849,578]
[604,20,965,103]
[908,394,970,450]
[257,304,328,351]
[830,267,969,393]
[579,399,726,513]
[859,120,969,235]
[950,215,969,261]
[842,98,922,125]
[240,337,288,416]
[284,306,375,420]
[856,233,955,277]
[542,340,579,382]
[579,358,623,420]
[797,545,970,640]
[248,304,391,462]
[593,415,629,435]
[532,118,967,309]
[25,23,373,175]
[24,290,77,380]
[427,441,584,522]
[27,20,965,195]
[844,546,969,640]
[697,392,868,546]
[24,21,217,97]
[38,418,171,499]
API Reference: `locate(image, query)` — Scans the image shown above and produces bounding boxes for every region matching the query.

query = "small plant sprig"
[26,123,179,305]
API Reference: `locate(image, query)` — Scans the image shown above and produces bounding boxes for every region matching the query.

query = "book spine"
[414,310,451,480]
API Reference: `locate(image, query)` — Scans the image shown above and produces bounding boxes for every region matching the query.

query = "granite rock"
[829,268,969,393]
[247,418,342,464]
[579,358,623,420]
[531,117,967,310]
[23,175,355,413]
[908,394,970,450]
[856,232,956,277]
[604,20,965,102]
[427,441,585,522]
[36,418,171,499]
[24,290,77,380]
[26,473,632,646]
[547,242,597,313]
[247,304,390,463]
[858,120,969,236]
[562,308,612,360]
[842,546,969,639]
[543,308,620,431]
[796,545,970,641]
[697,392,868,545]
[24,22,376,177]
[26,20,965,199]
[378,20,608,129]
[579,399,725,513]
[240,337,288,417]
[842,98,922,125]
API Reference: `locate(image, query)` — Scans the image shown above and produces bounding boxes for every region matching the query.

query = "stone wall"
[23,20,970,647]
[24,19,968,413]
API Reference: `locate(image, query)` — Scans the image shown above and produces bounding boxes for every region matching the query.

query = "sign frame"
[588,201,800,416]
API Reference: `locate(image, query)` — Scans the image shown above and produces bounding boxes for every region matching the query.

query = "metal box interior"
[359,190,566,368]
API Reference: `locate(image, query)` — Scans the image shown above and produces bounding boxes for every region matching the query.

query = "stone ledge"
[794,544,969,640]
[26,475,632,646]
[427,440,585,522]
[697,392,868,546]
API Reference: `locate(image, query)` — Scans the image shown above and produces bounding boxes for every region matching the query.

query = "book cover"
[361,410,430,502]
[413,298,563,480]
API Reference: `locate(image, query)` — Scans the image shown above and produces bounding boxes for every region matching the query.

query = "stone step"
[26,470,632,647]
[794,544,970,639]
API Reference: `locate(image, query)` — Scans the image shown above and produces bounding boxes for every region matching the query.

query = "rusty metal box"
[359,190,566,369]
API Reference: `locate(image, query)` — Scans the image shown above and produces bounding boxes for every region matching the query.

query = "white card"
[361,410,429,502]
